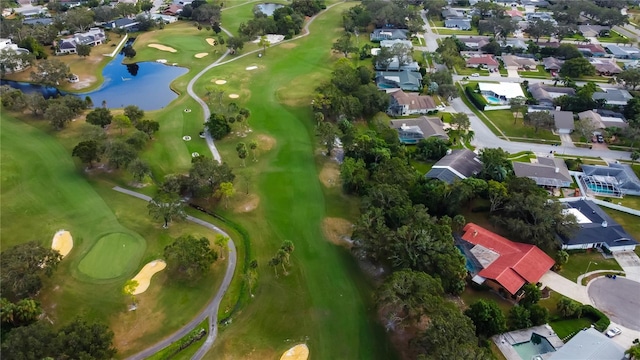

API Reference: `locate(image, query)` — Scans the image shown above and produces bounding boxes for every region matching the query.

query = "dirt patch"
[214,79,227,85]
[70,75,96,90]
[280,344,309,360]
[195,53,208,58]
[256,134,276,151]
[279,42,298,49]
[148,43,177,52]
[206,38,216,46]
[319,161,340,188]
[233,193,260,213]
[322,218,353,248]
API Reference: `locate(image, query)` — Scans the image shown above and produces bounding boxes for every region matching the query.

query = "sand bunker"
[52,230,73,258]
[195,53,208,58]
[280,344,309,360]
[322,218,354,248]
[206,38,216,46]
[257,134,276,151]
[252,34,285,45]
[319,161,340,188]
[156,59,167,63]
[214,79,227,85]
[130,260,166,295]
[246,66,258,71]
[234,193,260,213]
[148,44,177,53]
[229,94,240,99]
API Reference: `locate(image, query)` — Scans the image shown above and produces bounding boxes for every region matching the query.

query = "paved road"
[588,277,640,331]
[113,187,237,360]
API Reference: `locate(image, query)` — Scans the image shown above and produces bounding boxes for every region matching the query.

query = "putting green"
[78,232,145,280]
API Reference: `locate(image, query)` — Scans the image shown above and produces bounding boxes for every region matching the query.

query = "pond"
[255,3,284,16]
[1,45,188,111]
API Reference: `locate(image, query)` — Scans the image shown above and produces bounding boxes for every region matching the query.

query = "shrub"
[465,85,486,110]
[580,305,610,332]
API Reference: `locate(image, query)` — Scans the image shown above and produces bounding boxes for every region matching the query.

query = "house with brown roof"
[576,43,607,57]
[542,57,564,71]
[528,83,575,108]
[458,37,490,50]
[390,117,448,144]
[458,223,555,300]
[589,58,622,76]
[465,54,499,70]
[578,110,628,132]
[501,55,537,70]
[387,90,439,116]
[513,156,572,188]
[163,4,183,15]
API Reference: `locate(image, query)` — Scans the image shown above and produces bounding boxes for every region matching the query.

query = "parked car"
[606,327,622,338]
[597,135,604,143]
[471,73,480,77]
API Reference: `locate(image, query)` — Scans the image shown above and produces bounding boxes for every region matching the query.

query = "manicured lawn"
[611,196,640,211]
[460,287,513,315]
[519,65,553,79]
[557,251,623,282]
[77,232,146,279]
[595,30,628,43]
[410,159,434,174]
[484,110,560,141]
[438,28,479,35]
[549,318,593,340]
[602,208,640,239]
[455,65,490,76]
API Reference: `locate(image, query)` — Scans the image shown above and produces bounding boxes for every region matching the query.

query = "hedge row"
[465,85,486,111]
[581,305,610,332]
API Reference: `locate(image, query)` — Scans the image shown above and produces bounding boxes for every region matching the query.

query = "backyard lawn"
[519,65,553,79]
[595,30,629,44]
[603,208,640,239]
[549,318,593,340]
[437,28,480,35]
[460,286,513,314]
[484,110,560,141]
[557,251,623,282]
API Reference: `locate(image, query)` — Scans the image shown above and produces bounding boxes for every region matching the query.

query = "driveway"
[613,251,640,282]
[539,270,591,304]
[559,133,575,148]
[507,69,520,78]
[588,277,640,331]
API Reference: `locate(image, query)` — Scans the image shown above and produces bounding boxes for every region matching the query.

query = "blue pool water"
[485,95,502,104]
[456,245,479,273]
[513,333,556,360]
[378,83,398,89]
[586,183,616,194]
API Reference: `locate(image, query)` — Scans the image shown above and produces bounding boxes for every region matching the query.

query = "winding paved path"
[114,187,237,360]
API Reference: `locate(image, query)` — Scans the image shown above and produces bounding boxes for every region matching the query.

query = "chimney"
[473,230,478,237]
[602,221,608,228]
[555,167,560,173]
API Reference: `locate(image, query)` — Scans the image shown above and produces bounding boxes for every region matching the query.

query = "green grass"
[410,159,434,174]
[77,232,146,279]
[595,30,628,44]
[455,65,490,76]
[484,110,560,141]
[460,287,513,314]
[603,208,640,240]
[549,318,593,340]
[519,65,553,79]
[438,28,479,35]
[147,318,209,360]
[557,251,623,282]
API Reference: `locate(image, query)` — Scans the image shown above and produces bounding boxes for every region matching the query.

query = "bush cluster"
[465,85,486,111]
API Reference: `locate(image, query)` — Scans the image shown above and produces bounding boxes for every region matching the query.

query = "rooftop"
[425,149,482,184]
[478,82,525,99]
[548,327,625,360]
[513,157,572,187]
[592,88,633,105]
[390,117,448,140]
[389,90,436,110]
[466,54,499,66]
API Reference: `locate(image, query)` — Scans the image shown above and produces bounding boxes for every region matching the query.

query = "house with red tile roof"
[459,223,555,300]
[465,54,499,70]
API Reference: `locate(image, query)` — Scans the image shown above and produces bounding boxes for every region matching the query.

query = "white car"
[606,327,622,338]
[471,73,480,77]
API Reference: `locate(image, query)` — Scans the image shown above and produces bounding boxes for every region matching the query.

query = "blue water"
[586,183,615,194]
[2,45,188,111]
[378,82,398,89]
[456,245,478,273]
[513,334,556,360]
[399,137,419,144]
[255,3,283,16]
[485,95,502,104]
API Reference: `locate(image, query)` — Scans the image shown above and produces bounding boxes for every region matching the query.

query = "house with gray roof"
[56,28,106,55]
[578,25,611,38]
[445,18,472,30]
[23,18,53,26]
[370,28,408,42]
[458,37,490,50]
[528,83,575,108]
[441,8,464,19]
[375,56,420,72]
[605,44,640,59]
[578,110,628,132]
[592,88,633,106]
[542,57,564,71]
[580,163,640,197]
[549,327,626,360]
[513,157,572,188]
[426,149,482,184]
[589,58,622,76]
[390,117,448,144]
[387,90,438,116]
[104,18,140,31]
[379,39,413,49]
[550,110,574,134]
[376,70,422,92]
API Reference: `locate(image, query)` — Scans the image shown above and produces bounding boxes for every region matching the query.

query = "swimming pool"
[378,83,398,89]
[456,245,480,273]
[586,183,616,194]
[513,333,556,360]
[484,95,502,104]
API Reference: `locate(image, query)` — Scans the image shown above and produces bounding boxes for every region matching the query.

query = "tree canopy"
[1,242,62,301]
[164,235,218,279]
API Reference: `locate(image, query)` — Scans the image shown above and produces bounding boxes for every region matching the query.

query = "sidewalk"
[539,270,591,305]
[613,251,640,282]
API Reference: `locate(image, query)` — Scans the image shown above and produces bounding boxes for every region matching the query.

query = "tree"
[437,83,458,100]
[574,116,598,140]
[236,142,248,167]
[258,35,270,54]
[1,297,42,330]
[525,19,556,43]
[560,57,596,78]
[129,159,151,183]
[76,43,91,58]
[509,96,527,124]
[464,300,507,338]
[555,250,569,269]
[1,242,62,300]
[135,119,160,139]
[105,141,136,169]
[30,59,69,87]
[148,191,186,228]
[268,256,281,277]
[55,318,116,359]
[450,112,471,132]
[113,114,132,135]
[332,32,357,58]
[415,137,449,161]
[192,3,222,24]
[508,306,532,330]
[72,140,101,168]
[556,43,582,60]
[340,157,369,195]
[140,0,153,13]
[316,121,338,156]
[249,140,258,161]
[631,150,640,164]
[45,101,75,130]
[64,8,94,32]
[205,113,231,139]
[487,180,508,212]
[123,45,137,59]
[524,111,555,133]
[93,5,118,22]
[164,235,217,279]
[123,279,138,305]
[86,107,113,128]
[187,157,235,198]
[520,283,542,308]
[529,304,549,326]
[557,296,582,318]
[124,105,145,124]
[214,235,229,260]
[618,68,640,90]
[226,37,245,53]
[216,181,235,209]
[479,148,512,182]
[0,321,57,358]
[25,92,48,117]
[424,0,447,18]
[626,344,640,360]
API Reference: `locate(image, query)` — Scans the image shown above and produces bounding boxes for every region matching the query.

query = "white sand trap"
[156,59,167,63]
[246,66,258,71]
[280,344,309,360]
[252,34,285,45]
[214,80,227,85]
[148,44,177,53]
[52,230,73,258]
[229,94,240,99]
[195,53,208,58]
[206,38,216,46]
[130,260,166,295]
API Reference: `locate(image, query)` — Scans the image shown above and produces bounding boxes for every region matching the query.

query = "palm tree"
[276,249,289,275]
[236,142,248,167]
[214,234,228,260]
[249,140,258,162]
[268,257,280,277]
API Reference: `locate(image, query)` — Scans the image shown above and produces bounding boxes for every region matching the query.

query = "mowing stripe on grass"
[78,232,146,279]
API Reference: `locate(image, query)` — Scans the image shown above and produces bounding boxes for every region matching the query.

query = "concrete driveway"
[613,251,640,282]
[507,69,520,78]
[588,277,640,331]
